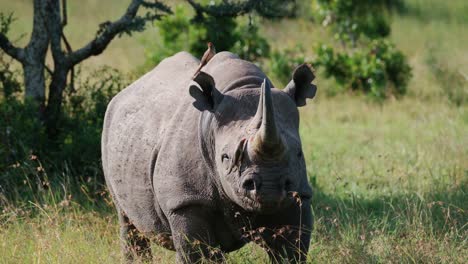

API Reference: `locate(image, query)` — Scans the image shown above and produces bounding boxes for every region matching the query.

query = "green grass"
[1,0,467,263]
[300,95,467,262]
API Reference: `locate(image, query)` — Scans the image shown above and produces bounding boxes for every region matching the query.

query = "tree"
[0,0,171,136]
[144,0,296,69]
[186,0,296,56]
[186,0,297,19]
[0,0,296,136]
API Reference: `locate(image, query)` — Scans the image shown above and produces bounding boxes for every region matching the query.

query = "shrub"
[312,0,412,99]
[315,40,411,99]
[0,67,127,192]
[60,67,127,176]
[143,5,270,69]
[231,20,270,62]
[314,0,404,41]
[142,6,191,68]
[0,12,21,99]
[0,56,21,99]
[269,46,307,85]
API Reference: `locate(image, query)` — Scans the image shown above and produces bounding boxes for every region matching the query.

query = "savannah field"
[0,0,467,263]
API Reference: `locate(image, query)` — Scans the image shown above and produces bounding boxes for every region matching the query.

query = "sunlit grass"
[301,96,467,197]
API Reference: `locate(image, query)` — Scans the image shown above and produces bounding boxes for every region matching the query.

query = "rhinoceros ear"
[189,71,223,112]
[283,63,317,107]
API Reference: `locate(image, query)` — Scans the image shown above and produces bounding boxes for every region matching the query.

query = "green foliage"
[0,12,21,99]
[143,6,190,68]
[59,67,127,174]
[0,67,127,193]
[143,5,269,69]
[231,20,270,62]
[252,0,298,19]
[0,98,46,169]
[314,0,403,41]
[190,15,238,57]
[144,6,235,66]
[269,46,307,85]
[0,12,15,34]
[315,40,411,98]
[0,54,21,99]
[312,0,412,99]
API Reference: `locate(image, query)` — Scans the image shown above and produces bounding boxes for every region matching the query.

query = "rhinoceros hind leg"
[118,209,152,262]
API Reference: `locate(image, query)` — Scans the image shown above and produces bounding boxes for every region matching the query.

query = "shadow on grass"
[310,179,467,242]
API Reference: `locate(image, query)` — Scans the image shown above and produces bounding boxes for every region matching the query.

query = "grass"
[1,96,466,263]
[300,95,467,262]
[1,0,467,263]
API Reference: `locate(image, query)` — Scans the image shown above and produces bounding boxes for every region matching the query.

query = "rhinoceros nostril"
[242,179,256,191]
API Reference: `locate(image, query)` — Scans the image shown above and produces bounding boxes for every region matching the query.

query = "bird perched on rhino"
[192,42,216,79]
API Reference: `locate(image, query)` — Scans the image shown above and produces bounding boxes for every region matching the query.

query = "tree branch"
[61,0,67,27]
[0,33,25,62]
[185,0,297,19]
[186,0,258,17]
[68,0,170,66]
[44,63,53,75]
[60,0,75,93]
[45,0,65,65]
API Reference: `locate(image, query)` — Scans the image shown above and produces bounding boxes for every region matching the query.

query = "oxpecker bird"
[192,42,216,79]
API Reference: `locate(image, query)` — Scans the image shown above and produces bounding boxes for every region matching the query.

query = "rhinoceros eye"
[221,154,230,162]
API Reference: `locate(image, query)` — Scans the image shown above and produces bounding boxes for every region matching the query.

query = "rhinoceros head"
[190,64,316,212]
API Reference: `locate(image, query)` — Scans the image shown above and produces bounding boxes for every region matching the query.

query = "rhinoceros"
[102,51,317,263]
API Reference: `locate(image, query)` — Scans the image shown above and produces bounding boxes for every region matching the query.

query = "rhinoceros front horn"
[252,79,286,158]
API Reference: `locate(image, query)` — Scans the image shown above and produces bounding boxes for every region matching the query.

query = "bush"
[315,40,411,99]
[0,13,21,99]
[143,5,270,69]
[269,46,307,85]
[314,0,404,41]
[144,6,238,67]
[312,0,412,99]
[0,57,20,99]
[59,67,127,175]
[0,67,127,197]
[231,20,270,62]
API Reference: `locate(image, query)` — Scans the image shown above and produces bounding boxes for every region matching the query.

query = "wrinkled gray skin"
[102,51,317,263]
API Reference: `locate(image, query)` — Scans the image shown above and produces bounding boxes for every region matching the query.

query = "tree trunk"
[23,0,49,112]
[22,61,46,107]
[45,66,68,137]
[43,0,68,137]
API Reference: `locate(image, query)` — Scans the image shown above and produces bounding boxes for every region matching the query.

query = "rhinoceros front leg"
[255,200,313,263]
[118,209,152,262]
[169,206,224,263]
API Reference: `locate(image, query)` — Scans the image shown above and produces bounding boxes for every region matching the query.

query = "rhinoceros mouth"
[237,189,294,213]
